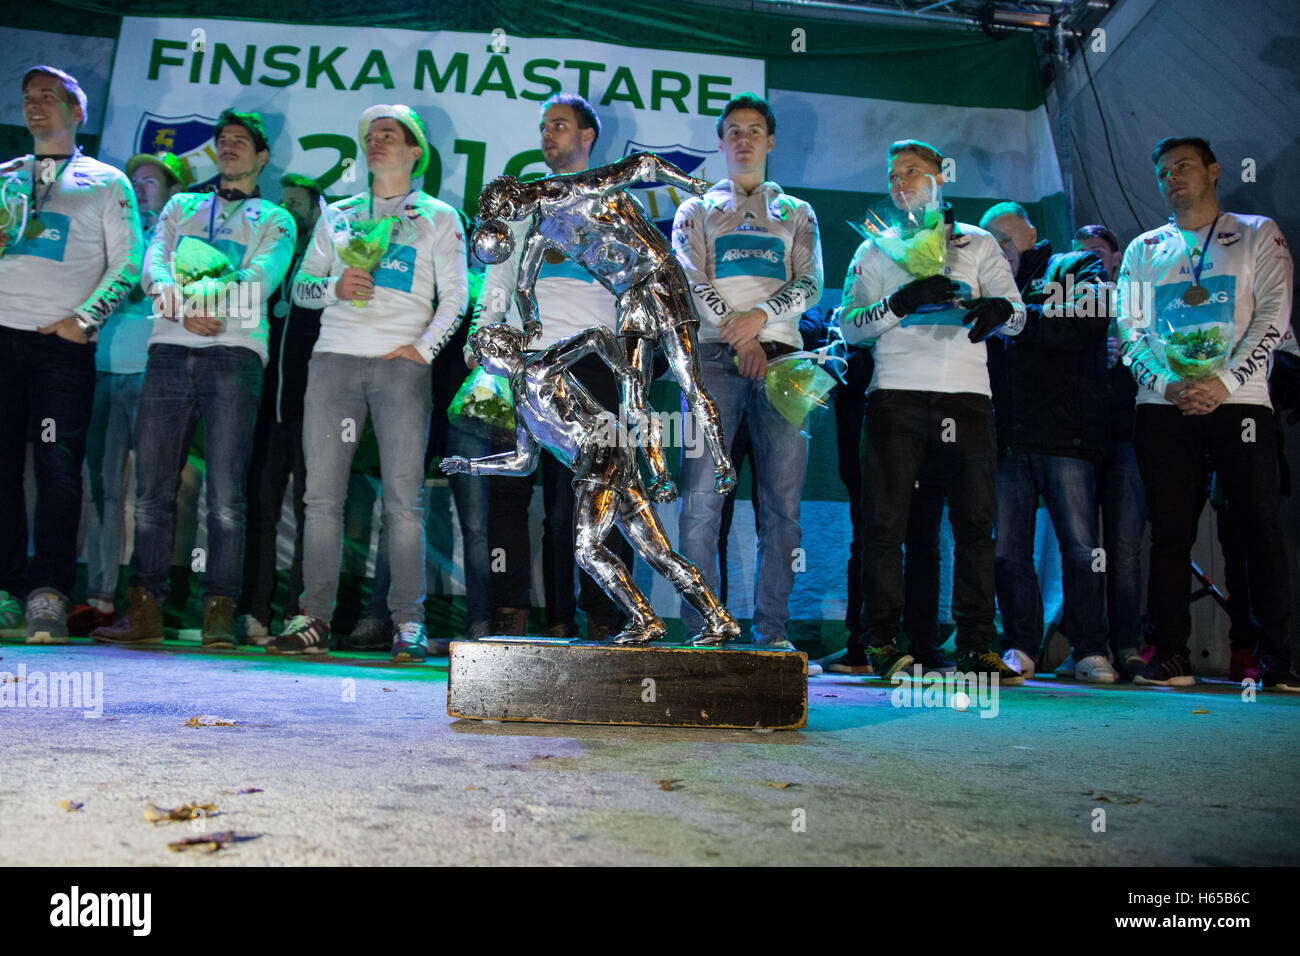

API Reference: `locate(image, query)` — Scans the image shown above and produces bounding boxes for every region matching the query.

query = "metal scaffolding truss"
[728,0,1115,37]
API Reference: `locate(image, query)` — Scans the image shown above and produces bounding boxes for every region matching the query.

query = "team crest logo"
[623,141,715,236]
[1216,231,1241,246]
[134,113,220,190]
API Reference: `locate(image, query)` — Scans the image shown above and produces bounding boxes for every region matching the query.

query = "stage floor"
[2,637,1297,866]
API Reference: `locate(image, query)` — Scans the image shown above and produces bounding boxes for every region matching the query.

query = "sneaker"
[201,596,237,649]
[92,587,164,645]
[807,661,824,676]
[0,589,24,637]
[1074,654,1119,684]
[1054,656,1075,678]
[1002,647,1035,679]
[268,615,332,655]
[1261,663,1300,693]
[240,614,271,647]
[867,642,914,680]
[391,622,429,663]
[827,645,873,675]
[1133,650,1195,687]
[343,615,391,651]
[1117,647,1146,677]
[25,588,70,644]
[466,619,492,641]
[955,649,1026,687]
[1229,648,1260,683]
[911,648,957,673]
[547,621,577,640]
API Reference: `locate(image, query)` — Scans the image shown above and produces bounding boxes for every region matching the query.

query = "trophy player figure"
[440,322,740,646]
[473,152,737,495]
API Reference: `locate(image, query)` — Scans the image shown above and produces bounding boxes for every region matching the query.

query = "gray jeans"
[300,352,431,625]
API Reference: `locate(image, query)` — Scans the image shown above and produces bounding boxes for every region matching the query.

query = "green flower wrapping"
[1163,325,1230,381]
[449,366,516,438]
[857,204,947,278]
[329,214,400,308]
[737,355,837,427]
[173,236,235,291]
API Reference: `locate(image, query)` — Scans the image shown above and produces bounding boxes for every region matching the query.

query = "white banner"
[101,17,765,220]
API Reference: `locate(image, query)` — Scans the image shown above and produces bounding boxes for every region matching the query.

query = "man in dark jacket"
[236,173,322,643]
[981,202,1114,682]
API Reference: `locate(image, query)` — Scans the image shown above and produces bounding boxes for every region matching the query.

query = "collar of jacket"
[1015,238,1054,287]
[707,179,783,209]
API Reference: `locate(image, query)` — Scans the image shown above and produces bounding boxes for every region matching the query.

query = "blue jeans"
[131,344,263,601]
[369,422,492,630]
[0,327,96,599]
[84,371,144,602]
[301,352,431,626]
[995,452,1108,659]
[1097,440,1146,652]
[678,344,808,642]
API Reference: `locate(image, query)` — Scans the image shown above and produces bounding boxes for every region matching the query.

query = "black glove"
[960,297,1014,343]
[887,275,960,317]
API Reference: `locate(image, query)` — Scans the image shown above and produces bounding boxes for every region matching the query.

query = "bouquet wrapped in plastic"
[1160,319,1232,381]
[449,366,516,438]
[174,235,235,292]
[849,175,947,282]
[325,209,400,307]
[739,351,843,427]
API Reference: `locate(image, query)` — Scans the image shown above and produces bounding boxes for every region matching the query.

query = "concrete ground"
[1,636,1296,866]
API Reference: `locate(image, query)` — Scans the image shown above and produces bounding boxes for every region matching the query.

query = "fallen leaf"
[184,715,237,727]
[144,802,217,825]
[1191,708,1210,715]
[765,781,796,789]
[1,674,23,683]
[222,787,263,795]
[382,687,396,693]
[658,779,682,791]
[821,693,839,698]
[532,754,556,760]
[167,830,238,853]
[465,786,483,791]
[58,800,83,812]
[1091,793,1142,805]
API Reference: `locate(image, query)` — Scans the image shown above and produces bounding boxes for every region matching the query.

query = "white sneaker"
[1074,654,1118,684]
[807,661,823,676]
[1002,648,1035,679]
[1054,656,1076,678]
[240,614,271,646]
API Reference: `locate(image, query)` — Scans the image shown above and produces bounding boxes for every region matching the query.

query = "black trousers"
[837,375,945,653]
[238,416,306,624]
[488,353,632,628]
[1135,403,1292,662]
[860,389,997,654]
[0,326,96,599]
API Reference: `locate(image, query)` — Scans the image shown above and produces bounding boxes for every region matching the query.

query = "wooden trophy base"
[447,638,808,730]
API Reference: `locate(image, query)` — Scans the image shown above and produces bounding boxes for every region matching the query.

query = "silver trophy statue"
[440,323,740,647]
[0,160,31,257]
[473,152,737,495]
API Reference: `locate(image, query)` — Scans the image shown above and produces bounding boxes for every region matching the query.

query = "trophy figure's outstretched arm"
[514,226,548,343]
[596,152,711,201]
[442,421,539,477]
